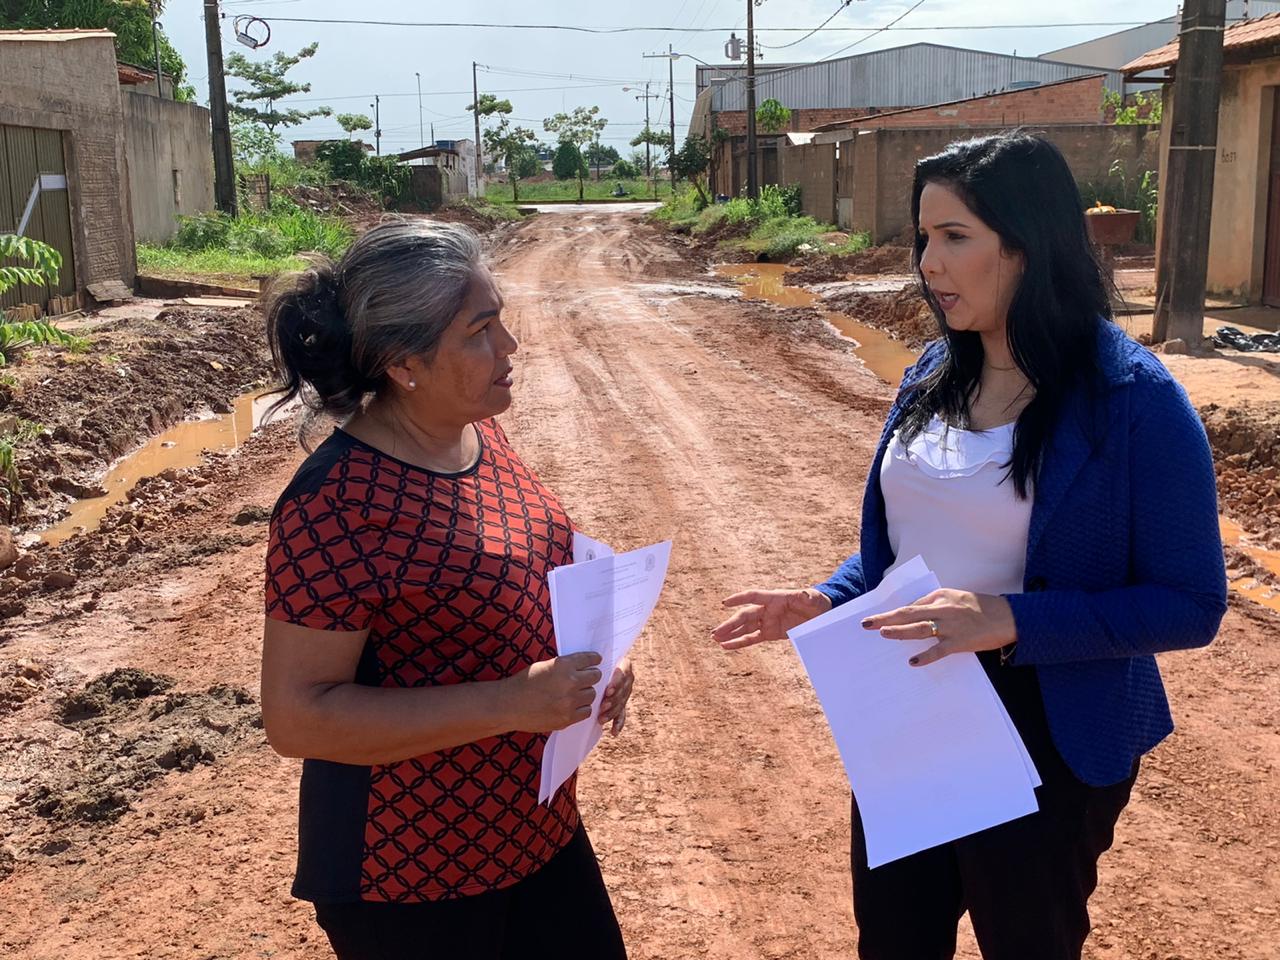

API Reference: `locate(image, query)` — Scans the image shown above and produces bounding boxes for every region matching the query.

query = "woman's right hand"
[505,652,604,733]
[712,588,833,650]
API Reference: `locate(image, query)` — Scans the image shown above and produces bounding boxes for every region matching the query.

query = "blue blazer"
[816,321,1227,786]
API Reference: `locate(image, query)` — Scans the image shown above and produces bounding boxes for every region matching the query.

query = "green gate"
[0,124,77,313]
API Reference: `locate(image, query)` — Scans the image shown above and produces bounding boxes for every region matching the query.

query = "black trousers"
[851,652,1138,960]
[313,825,627,960]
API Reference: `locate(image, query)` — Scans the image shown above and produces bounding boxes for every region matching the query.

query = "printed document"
[787,556,1041,867]
[538,536,672,803]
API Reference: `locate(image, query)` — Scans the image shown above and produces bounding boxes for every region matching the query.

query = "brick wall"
[713,107,891,136]
[832,122,1161,243]
[0,34,135,293]
[847,75,1104,131]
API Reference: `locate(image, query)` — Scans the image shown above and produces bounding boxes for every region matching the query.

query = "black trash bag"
[1211,326,1280,353]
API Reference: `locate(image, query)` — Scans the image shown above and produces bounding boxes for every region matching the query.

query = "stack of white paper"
[787,556,1041,868]
[538,534,672,804]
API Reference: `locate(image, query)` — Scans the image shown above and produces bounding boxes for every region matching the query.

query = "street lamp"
[623,84,660,180]
[415,72,424,152]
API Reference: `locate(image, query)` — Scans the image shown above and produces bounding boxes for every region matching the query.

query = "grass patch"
[656,184,873,261]
[137,195,353,283]
[446,196,522,223]
[136,245,306,282]
[487,178,672,203]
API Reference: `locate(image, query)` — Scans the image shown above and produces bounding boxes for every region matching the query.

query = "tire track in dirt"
[0,209,1275,960]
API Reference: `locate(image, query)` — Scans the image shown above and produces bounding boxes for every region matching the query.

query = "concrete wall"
[0,34,135,292]
[408,165,469,209]
[121,89,214,243]
[1170,58,1280,302]
[778,142,836,223]
[801,123,1160,243]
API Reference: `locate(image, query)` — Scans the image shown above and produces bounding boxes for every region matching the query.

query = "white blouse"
[880,415,1033,597]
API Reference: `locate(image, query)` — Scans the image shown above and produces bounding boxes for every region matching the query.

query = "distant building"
[292,139,374,163]
[690,42,1127,141]
[1125,10,1280,307]
[1041,0,1280,90]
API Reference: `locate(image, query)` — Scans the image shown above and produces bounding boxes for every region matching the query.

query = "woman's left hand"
[861,590,1018,667]
[597,658,633,736]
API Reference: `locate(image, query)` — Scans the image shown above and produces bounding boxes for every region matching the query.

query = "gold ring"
[927,620,940,638]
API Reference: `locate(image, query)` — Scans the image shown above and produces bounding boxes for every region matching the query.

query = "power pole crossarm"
[746,0,759,200]
[203,0,236,215]
[1153,0,1227,348]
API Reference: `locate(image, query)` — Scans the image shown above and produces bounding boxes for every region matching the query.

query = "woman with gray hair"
[259,220,631,959]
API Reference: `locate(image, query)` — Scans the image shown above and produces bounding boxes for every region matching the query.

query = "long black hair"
[899,131,1113,498]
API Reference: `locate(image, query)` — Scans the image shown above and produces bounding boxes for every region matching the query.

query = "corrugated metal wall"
[1,124,76,312]
[699,44,1125,112]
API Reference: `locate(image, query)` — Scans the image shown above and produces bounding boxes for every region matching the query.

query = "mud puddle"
[1221,516,1280,613]
[39,390,282,547]
[715,263,920,386]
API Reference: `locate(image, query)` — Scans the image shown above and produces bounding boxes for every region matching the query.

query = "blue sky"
[160,0,1187,157]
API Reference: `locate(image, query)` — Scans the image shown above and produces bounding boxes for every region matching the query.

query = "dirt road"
[2,209,1277,959]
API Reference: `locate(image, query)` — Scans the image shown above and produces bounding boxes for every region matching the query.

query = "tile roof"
[1123,11,1280,74]
[0,28,115,42]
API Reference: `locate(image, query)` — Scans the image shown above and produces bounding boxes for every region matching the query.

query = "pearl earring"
[408,380,416,389]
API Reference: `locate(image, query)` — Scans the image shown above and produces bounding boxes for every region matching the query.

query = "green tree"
[2,0,193,99]
[631,128,674,183]
[552,142,586,182]
[612,158,640,179]
[584,142,620,180]
[225,42,332,135]
[469,94,539,201]
[336,113,373,139]
[670,134,711,204]
[315,140,366,181]
[229,114,280,168]
[544,106,608,201]
[755,98,792,134]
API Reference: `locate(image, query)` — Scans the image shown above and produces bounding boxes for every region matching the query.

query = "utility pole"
[746,0,759,200]
[668,42,677,190]
[149,0,164,99]
[415,72,424,151]
[643,82,652,178]
[203,0,236,215]
[372,96,381,156]
[472,61,484,197]
[1153,0,1226,347]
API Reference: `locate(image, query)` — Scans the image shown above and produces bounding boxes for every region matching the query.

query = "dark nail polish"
[861,619,873,628]
[909,657,919,666]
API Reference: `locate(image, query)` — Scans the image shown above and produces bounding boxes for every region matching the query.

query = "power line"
[253,16,1166,33]
[820,0,928,61]
[763,0,855,50]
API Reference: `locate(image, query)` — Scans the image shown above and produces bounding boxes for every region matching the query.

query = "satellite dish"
[233,16,271,50]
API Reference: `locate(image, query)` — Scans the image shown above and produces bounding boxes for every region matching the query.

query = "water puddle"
[714,263,920,387]
[41,389,281,547]
[1220,516,1280,613]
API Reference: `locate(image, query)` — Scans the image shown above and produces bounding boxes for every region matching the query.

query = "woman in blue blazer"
[713,133,1227,960]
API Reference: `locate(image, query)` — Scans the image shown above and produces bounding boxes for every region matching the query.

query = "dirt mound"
[285,182,384,231]
[0,306,273,531]
[58,667,175,722]
[822,286,938,349]
[790,245,913,284]
[1201,402,1280,547]
[9,672,259,843]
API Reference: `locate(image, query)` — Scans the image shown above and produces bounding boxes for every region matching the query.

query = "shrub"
[612,158,640,179]
[552,142,586,181]
[723,197,755,225]
[692,205,729,235]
